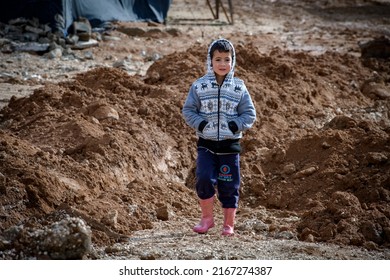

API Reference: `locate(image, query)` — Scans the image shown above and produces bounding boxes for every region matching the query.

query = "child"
[182,38,256,236]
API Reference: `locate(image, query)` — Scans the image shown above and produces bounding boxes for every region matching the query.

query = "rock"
[327,191,362,218]
[282,163,296,175]
[324,115,357,130]
[11,42,50,52]
[102,210,118,228]
[365,152,388,165]
[359,36,390,59]
[1,217,92,259]
[71,18,92,41]
[117,26,146,37]
[293,166,318,178]
[361,82,390,100]
[156,205,169,221]
[275,230,297,240]
[71,39,99,50]
[82,102,119,121]
[360,221,383,244]
[45,48,63,59]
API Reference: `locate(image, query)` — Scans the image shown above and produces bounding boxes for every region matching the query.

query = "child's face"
[211,50,232,78]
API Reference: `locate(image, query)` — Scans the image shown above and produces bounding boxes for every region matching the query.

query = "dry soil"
[1,0,390,260]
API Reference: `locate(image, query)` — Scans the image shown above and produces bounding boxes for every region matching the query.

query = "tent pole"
[206,0,217,19]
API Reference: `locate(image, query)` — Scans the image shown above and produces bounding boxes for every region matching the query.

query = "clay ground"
[1,0,390,260]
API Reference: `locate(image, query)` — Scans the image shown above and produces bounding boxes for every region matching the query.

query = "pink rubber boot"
[222,208,236,236]
[193,196,215,234]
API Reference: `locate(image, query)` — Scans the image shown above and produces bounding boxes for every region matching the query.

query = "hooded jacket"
[182,38,256,153]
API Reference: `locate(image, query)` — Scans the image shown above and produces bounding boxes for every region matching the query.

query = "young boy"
[182,38,256,236]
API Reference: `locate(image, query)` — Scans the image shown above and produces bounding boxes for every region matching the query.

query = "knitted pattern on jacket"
[182,38,256,142]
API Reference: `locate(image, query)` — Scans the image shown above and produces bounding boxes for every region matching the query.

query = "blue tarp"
[0,0,171,35]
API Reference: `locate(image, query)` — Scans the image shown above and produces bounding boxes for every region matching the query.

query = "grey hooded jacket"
[182,38,256,153]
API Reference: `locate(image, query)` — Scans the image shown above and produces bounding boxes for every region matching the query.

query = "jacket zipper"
[217,85,221,142]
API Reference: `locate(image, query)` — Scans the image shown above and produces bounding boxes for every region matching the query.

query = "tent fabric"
[0,0,171,35]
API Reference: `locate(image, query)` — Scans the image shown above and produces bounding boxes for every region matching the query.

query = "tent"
[0,0,172,35]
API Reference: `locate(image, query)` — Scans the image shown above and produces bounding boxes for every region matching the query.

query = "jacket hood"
[206,38,236,81]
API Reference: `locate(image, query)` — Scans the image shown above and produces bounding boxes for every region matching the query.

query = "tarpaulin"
[0,0,171,35]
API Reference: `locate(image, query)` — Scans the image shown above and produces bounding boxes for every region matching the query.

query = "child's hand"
[198,120,208,132]
[228,121,238,134]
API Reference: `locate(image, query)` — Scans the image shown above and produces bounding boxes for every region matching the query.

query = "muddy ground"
[1,0,390,260]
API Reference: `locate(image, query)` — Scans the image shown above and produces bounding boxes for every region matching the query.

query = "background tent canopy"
[0,0,172,35]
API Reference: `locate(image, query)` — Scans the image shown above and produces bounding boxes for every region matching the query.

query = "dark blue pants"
[195,147,240,208]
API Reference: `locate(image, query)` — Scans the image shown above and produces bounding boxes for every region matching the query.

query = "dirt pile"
[150,43,390,247]
[1,38,390,259]
[0,66,199,247]
[1,0,390,259]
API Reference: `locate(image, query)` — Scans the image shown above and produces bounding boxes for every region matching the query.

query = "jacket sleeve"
[182,83,205,131]
[235,85,256,131]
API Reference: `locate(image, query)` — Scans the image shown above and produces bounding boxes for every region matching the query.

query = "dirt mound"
[0,66,199,248]
[1,39,390,258]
